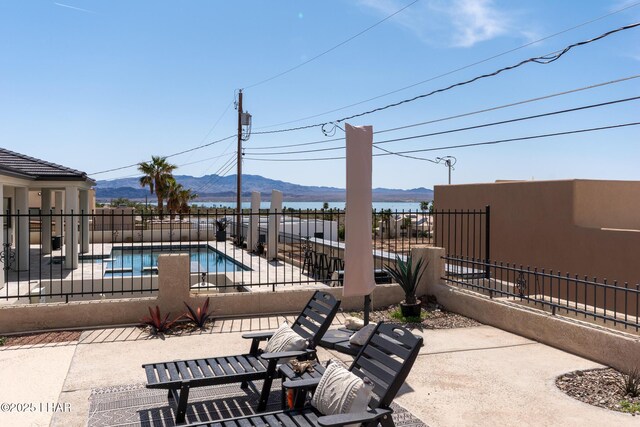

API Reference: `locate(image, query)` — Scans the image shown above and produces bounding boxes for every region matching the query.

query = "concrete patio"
[0,313,635,427]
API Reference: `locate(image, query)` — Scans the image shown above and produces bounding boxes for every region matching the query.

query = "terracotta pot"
[400,300,422,318]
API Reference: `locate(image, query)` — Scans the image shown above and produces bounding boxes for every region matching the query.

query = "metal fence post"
[485,205,491,280]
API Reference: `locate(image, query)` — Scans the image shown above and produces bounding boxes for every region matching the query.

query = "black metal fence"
[444,256,640,331]
[0,207,489,304]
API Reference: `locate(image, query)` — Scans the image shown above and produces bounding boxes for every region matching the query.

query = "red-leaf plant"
[183,297,213,328]
[141,306,180,335]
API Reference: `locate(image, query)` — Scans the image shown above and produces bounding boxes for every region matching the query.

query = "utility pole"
[436,156,457,185]
[236,89,243,244]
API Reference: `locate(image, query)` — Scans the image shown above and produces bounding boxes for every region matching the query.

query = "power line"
[251,22,640,135]
[178,151,236,168]
[254,1,640,131]
[246,74,640,151]
[245,95,640,156]
[244,121,640,162]
[198,160,238,194]
[243,0,419,90]
[90,134,236,175]
[193,156,238,194]
[373,145,438,163]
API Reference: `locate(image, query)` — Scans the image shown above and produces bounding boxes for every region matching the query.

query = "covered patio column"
[0,185,4,288]
[41,189,52,254]
[54,190,64,241]
[64,186,79,269]
[79,189,90,253]
[15,186,29,271]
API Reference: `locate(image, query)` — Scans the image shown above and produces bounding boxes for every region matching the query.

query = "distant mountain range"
[95,174,434,202]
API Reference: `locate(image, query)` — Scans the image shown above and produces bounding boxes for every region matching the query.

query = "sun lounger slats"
[355,357,393,389]
[302,410,319,426]
[237,355,255,373]
[301,307,325,325]
[144,365,157,384]
[186,324,422,427]
[362,344,402,372]
[207,358,225,376]
[167,363,181,381]
[245,355,266,371]
[291,412,314,427]
[294,316,319,338]
[187,360,203,379]
[275,412,299,427]
[250,416,268,427]
[237,418,253,427]
[142,291,341,424]
[218,358,233,375]
[307,299,331,315]
[177,361,192,380]
[227,356,245,374]
[263,414,280,427]
[370,334,411,359]
[197,359,214,377]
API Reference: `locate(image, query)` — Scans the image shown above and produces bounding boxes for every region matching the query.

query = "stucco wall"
[434,179,640,312]
[0,254,404,334]
[417,246,640,373]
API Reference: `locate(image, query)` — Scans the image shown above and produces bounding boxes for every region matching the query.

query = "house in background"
[0,148,95,281]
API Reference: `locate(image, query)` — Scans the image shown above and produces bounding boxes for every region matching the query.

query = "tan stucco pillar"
[41,190,52,254]
[157,254,191,313]
[411,245,446,297]
[64,186,79,269]
[268,190,282,260]
[79,189,90,253]
[248,191,260,252]
[15,187,29,270]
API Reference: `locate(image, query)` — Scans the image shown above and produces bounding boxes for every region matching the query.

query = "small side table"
[279,362,326,410]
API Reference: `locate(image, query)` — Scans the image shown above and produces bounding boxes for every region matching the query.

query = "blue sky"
[0,0,639,190]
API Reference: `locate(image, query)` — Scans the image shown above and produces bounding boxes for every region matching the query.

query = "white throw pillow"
[311,360,374,416]
[264,322,308,353]
[349,323,376,346]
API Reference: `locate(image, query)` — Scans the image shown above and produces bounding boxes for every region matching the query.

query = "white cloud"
[358,0,534,48]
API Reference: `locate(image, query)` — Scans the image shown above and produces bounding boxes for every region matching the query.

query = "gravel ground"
[0,330,81,346]
[556,368,640,415]
[351,295,481,330]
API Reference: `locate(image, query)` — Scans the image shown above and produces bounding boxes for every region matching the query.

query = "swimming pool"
[101,245,249,277]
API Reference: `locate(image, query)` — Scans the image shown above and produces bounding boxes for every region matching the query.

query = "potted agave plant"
[215,218,228,242]
[384,254,428,318]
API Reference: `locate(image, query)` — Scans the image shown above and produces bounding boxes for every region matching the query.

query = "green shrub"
[620,400,640,413]
[390,308,428,323]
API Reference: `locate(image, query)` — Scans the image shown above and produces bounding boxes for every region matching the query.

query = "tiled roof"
[0,147,93,183]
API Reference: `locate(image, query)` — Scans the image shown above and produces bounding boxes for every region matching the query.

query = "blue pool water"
[102,245,248,277]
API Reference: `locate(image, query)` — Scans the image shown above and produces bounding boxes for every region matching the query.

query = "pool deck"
[0,241,325,304]
[0,313,635,426]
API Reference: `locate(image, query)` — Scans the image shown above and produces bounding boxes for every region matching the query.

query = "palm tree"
[178,188,198,214]
[165,181,198,217]
[165,179,183,217]
[138,156,177,217]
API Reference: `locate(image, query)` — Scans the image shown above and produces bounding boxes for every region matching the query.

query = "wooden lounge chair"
[185,322,423,427]
[142,291,340,424]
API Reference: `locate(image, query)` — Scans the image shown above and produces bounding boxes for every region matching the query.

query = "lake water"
[192,201,425,211]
